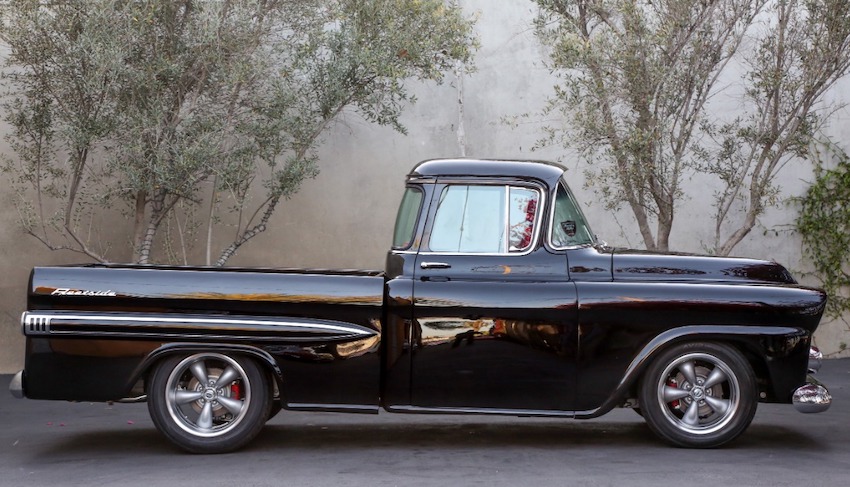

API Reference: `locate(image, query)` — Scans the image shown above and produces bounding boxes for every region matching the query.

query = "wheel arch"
[131,342,284,401]
[575,324,808,419]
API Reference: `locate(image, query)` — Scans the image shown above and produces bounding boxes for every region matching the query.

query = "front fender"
[574,325,809,419]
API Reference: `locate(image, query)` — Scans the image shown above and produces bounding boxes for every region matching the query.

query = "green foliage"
[532,0,850,256]
[796,141,850,318]
[702,0,850,256]
[533,0,766,251]
[0,0,477,265]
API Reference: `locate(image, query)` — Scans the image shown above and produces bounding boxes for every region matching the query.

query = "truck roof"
[409,158,566,188]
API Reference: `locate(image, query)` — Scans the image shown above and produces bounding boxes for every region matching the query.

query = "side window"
[430,185,505,252]
[550,182,594,247]
[392,187,424,249]
[429,184,541,254]
[508,187,539,252]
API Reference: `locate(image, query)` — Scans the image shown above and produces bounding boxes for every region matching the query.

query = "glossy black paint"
[17,158,828,423]
[410,252,578,410]
[411,158,565,190]
[24,265,385,410]
[385,159,825,416]
[611,249,797,284]
[572,280,821,411]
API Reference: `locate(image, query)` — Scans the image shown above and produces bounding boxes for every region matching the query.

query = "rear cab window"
[392,186,425,250]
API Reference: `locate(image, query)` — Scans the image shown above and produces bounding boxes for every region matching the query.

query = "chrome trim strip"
[23,313,51,335]
[387,404,575,418]
[23,312,367,334]
[503,186,511,252]
[808,346,823,373]
[286,403,379,414]
[20,311,376,341]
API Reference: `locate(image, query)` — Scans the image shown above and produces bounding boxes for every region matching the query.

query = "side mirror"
[595,235,608,248]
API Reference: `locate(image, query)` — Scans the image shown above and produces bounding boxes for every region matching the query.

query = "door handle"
[420,261,451,269]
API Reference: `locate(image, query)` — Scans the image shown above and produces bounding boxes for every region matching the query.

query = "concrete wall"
[1,2,849,372]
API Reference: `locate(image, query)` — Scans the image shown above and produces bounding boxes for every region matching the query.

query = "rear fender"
[131,342,284,402]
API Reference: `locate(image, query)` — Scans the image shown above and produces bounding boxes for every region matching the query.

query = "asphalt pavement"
[1,359,848,487]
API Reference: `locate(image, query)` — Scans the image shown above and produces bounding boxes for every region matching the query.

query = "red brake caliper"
[230,381,242,400]
[667,379,679,409]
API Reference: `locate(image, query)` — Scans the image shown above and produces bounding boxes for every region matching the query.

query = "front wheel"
[148,352,271,453]
[638,342,758,448]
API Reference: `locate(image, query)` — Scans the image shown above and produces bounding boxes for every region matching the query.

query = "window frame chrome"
[547,178,596,251]
[418,180,547,258]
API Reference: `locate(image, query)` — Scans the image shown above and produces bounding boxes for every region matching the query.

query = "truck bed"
[22,264,386,406]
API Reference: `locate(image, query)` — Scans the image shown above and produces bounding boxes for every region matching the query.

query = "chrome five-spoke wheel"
[656,352,739,434]
[148,352,270,453]
[166,354,252,437]
[639,342,757,448]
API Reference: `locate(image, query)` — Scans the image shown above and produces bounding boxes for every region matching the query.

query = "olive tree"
[0,0,476,264]
[706,0,850,255]
[533,0,850,254]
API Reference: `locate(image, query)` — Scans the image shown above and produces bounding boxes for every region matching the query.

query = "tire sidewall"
[148,353,271,454]
[638,341,758,448]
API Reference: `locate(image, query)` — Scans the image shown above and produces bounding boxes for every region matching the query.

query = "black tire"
[148,352,271,454]
[638,341,757,448]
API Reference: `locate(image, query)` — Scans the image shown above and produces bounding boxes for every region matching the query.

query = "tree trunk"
[136,220,159,265]
[215,194,280,266]
[135,192,166,264]
[131,190,147,263]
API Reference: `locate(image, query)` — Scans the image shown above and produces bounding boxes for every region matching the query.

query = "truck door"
[410,180,579,412]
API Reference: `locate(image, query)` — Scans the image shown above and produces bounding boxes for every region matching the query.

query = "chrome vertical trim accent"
[23,312,51,335]
[808,346,823,374]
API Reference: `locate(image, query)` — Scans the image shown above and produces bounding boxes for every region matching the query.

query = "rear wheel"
[148,352,270,453]
[638,342,757,448]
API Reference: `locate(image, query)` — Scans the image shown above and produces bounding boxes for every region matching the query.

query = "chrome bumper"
[793,376,831,413]
[9,370,24,399]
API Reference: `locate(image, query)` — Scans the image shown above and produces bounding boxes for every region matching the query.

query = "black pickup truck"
[10,159,831,453]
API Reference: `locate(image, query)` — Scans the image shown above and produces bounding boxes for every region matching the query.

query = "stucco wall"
[1,2,849,373]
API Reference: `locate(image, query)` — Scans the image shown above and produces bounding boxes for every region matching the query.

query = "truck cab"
[383,159,591,413]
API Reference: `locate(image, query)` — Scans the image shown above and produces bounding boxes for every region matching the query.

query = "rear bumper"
[792,376,831,413]
[9,370,24,399]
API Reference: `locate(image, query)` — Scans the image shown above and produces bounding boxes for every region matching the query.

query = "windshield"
[550,180,594,247]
